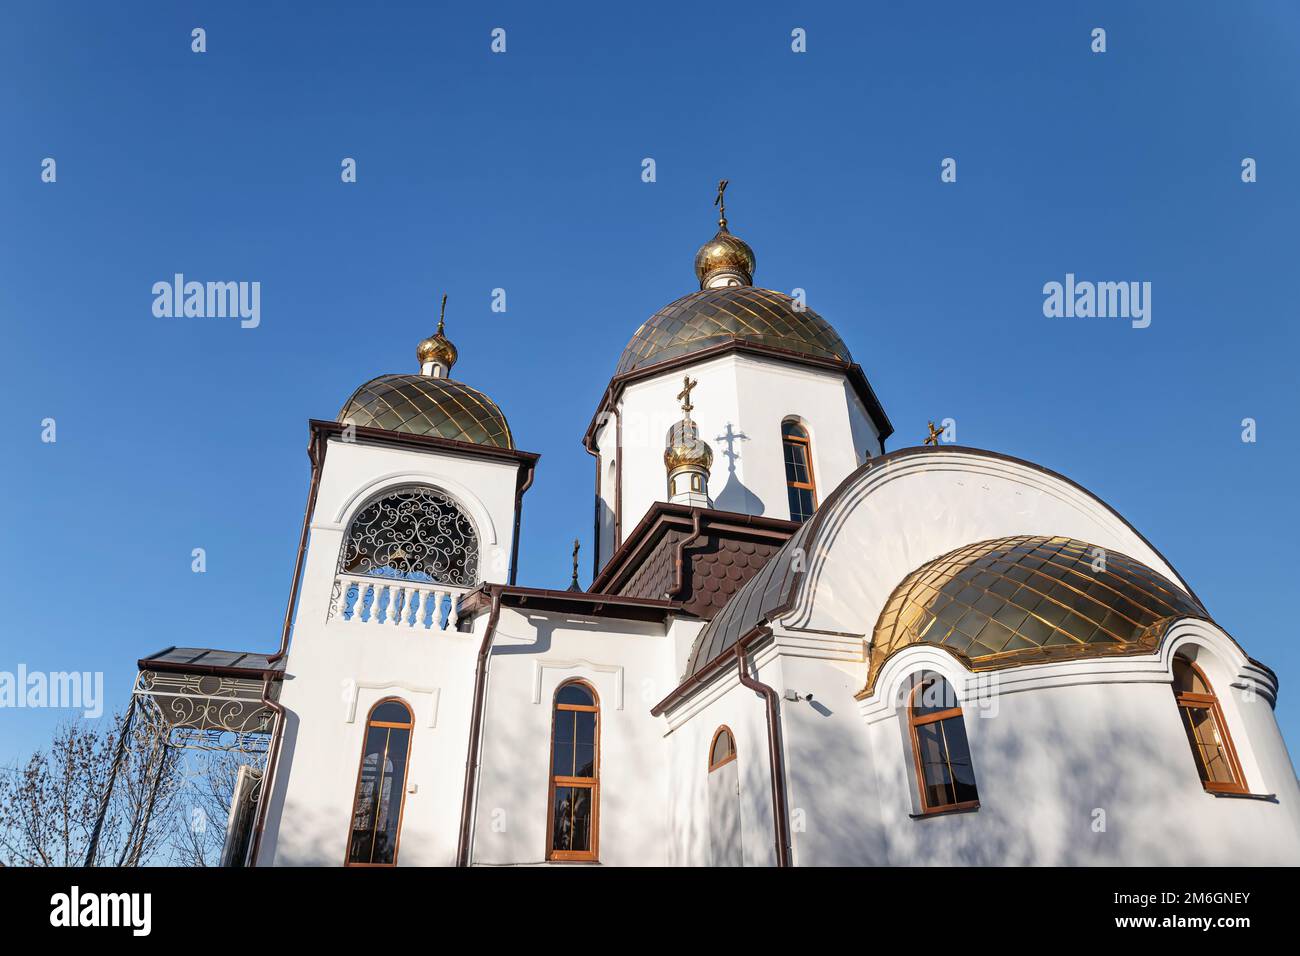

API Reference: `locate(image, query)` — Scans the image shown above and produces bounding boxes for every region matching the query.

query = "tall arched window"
[547,682,600,861]
[908,675,979,814]
[340,485,479,587]
[1173,656,1246,794]
[346,699,414,866]
[781,420,817,523]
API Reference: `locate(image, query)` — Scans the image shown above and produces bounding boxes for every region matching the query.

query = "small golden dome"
[694,227,755,288]
[416,294,458,372]
[664,418,713,471]
[416,332,458,370]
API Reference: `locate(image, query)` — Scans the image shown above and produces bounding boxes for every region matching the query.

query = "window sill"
[910,802,980,820]
[1208,790,1277,803]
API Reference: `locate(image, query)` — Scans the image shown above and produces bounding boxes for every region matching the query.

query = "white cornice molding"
[531,659,625,711]
[345,680,440,728]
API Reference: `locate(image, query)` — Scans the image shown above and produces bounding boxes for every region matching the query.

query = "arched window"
[346,699,414,866]
[547,681,599,861]
[340,485,479,587]
[908,675,979,814]
[1173,656,1246,794]
[781,421,817,523]
[709,726,737,771]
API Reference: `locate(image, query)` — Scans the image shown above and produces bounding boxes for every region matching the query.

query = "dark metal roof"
[682,520,814,677]
[138,646,286,677]
[338,374,513,448]
[615,286,852,376]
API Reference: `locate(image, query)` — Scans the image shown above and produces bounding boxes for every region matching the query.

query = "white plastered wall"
[259,437,522,866]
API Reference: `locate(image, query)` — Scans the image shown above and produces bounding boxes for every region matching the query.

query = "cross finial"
[437,293,448,335]
[924,421,944,446]
[677,375,698,418]
[714,179,729,230]
[569,538,581,590]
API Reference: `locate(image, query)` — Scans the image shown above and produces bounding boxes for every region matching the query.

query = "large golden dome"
[866,535,1208,691]
[615,286,852,377]
[338,374,513,448]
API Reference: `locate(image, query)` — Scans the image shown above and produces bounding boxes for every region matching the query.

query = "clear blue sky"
[3,2,1298,765]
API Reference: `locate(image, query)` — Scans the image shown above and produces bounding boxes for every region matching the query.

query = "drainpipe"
[669,510,704,599]
[737,630,792,867]
[456,584,504,866]
[248,427,326,866]
[508,465,535,587]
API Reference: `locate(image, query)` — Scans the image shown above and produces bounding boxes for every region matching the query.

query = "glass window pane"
[940,718,979,804]
[552,711,575,776]
[370,701,411,724]
[574,711,596,777]
[551,785,593,853]
[556,683,594,707]
[914,722,953,809]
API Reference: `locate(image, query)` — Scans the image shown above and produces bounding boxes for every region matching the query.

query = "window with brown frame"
[547,681,600,861]
[709,726,736,771]
[346,698,414,866]
[908,675,979,815]
[781,420,817,523]
[1173,657,1247,794]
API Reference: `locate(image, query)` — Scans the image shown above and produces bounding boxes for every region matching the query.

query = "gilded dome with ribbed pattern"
[338,374,513,448]
[866,535,1208,691]
[616,286,852,377]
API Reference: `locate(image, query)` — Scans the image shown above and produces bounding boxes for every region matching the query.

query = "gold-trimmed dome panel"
[338,374,513,448]
[867,535,1207,691]
[615,286,852,377]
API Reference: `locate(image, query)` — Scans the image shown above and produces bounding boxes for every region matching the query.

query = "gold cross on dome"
[437,293,448,335]
[677,376,698,417]
[714,179,729,227]
[924,421,943,446]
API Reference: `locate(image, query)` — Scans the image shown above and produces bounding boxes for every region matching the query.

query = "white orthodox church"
[137,186,1300,866]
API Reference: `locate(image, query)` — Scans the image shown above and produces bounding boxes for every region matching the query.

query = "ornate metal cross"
[924,421,944,446]
[677,376,697,417]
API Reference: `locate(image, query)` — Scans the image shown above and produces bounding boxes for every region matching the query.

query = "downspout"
[737,631,792,867]
[508,464,535,587]
[614,404,623,548]
[249,426,326,866]
[669,510,704,599]
[456,584,504,866]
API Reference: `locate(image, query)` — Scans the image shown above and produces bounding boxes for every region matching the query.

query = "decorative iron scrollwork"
[339,485,479,587]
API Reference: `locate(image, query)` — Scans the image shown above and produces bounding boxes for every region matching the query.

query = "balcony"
[329,574,467,631]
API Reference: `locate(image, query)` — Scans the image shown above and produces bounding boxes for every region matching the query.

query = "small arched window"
[346,699,414,866]
[547,681,599,861]
[709,726,737,772]
[1173,657,1246,794]
[781,421,817,523]
[908,676,979,814]
[340,485,479,587]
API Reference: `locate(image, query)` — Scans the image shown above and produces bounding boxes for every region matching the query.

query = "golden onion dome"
[865,535,1209,692]
[337,374,513,448]
[616,286,851,377]
[664,418,713,472]
[416,331,458,370]
[694,226,756,288]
